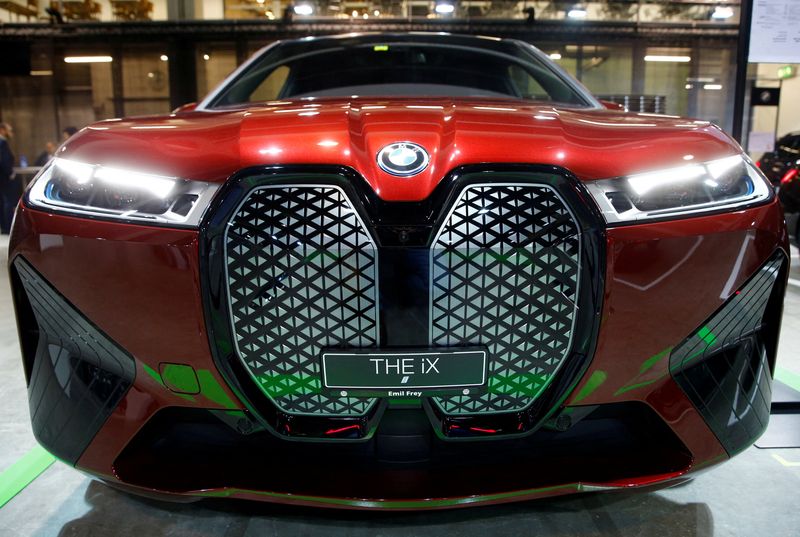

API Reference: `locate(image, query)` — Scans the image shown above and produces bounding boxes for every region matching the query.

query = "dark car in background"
[778,162,800,244]
[759,132,800,185]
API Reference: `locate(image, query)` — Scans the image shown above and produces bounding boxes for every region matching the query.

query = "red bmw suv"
[9,33,787,509]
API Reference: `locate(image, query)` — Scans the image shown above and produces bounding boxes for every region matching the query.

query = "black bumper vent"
[11,258,136,465]
[669,250,787,455]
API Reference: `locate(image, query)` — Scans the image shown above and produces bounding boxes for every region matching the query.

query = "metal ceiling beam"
[0,19,739,43]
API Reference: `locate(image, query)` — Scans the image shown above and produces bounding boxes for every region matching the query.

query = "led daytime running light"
[27,158,219,228]
[54,158,176,198]
[586,154,773,224]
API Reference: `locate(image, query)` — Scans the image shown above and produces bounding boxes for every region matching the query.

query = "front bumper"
[8,168,788,509]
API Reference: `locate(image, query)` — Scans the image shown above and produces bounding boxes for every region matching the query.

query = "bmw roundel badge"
[377,142,430,177]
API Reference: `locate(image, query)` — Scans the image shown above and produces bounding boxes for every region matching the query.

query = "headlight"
[26,158,219,228]
[585,154,773,224]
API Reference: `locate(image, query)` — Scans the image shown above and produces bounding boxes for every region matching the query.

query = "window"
[508,65,548,100]
[208,37,595,109]
[249,65,290,102]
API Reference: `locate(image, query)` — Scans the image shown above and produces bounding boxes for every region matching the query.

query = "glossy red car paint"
[65,99,737,200]
[9,89,788,508]
[10,198,785,507]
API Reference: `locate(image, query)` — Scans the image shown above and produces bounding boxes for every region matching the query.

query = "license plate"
[321,348,487,397]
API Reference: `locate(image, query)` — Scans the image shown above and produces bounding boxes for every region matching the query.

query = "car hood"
[61,97,741,202]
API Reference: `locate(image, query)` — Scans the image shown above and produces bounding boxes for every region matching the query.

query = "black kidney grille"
[225,186,379,416]
[430,184,581,414]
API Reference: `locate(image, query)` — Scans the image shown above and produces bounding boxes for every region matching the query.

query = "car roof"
[270,32,525,56]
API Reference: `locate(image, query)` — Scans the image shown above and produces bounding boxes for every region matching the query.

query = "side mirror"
[599,100,626,111]
[172,102,198,114]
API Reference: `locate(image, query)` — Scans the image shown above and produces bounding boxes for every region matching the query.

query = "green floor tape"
[0,445,56,508]
[776,367,800,394]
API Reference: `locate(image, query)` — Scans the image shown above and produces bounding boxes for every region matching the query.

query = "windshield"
[207,37,595,108]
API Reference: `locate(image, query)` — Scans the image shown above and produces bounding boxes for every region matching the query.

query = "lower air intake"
[670,250,786,455]
[12,258,135,464]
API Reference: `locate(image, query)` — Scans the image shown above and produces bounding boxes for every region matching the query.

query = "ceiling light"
[293,3,313,15]
[203,54,210,61]
[160,54,168,62]
[549,53,562,60]
[703,84,723,90]
[434,1,455,14]
[644,55,691,62]
[567,5,587,18]
[64,56,113,63]
[711,6,734,20]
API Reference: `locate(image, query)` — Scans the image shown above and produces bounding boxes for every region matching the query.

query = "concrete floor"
[1,237,800,536]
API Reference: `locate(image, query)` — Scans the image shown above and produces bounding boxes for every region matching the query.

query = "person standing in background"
[0,122,19,234]
[62,126,78,141]
[35,141,56,167]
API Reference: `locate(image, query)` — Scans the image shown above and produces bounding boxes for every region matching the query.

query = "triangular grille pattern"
[430,184,580,414]
[225,186,378,416]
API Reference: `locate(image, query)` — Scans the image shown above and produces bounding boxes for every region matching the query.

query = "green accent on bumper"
[142,363,164,386]
[614,377,666,397]
[697,326,717,346]
[160,363,200,394]
[142,363,195,402]
[257,373,322,397]
[256,371,553,399]
[0,446,56,508]
[670,328,718,371]
[487,372,550,396]
[640,348,672,374]
[303,248,342,264]
[197,370,239,409]
[572,371,607,403]
[613,348,672,397]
